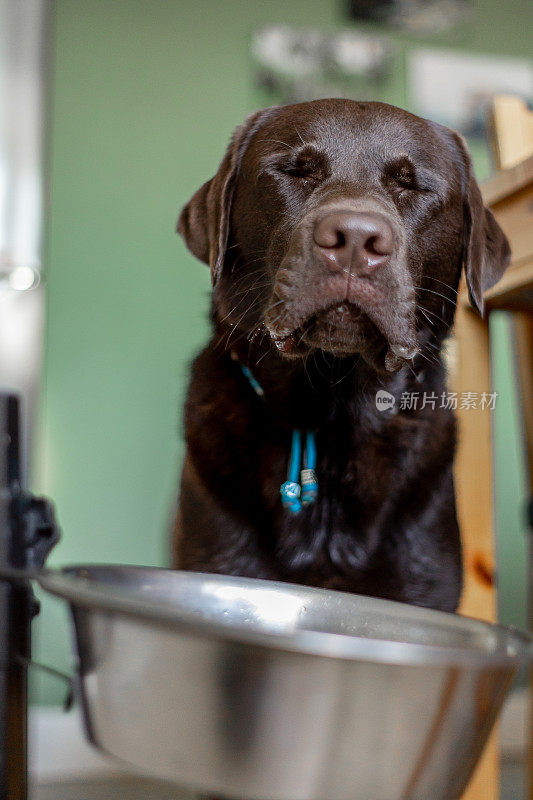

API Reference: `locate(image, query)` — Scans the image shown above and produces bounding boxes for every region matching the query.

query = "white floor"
[30,763,528,800]
[32,778,191,800]
[29,690,530,799]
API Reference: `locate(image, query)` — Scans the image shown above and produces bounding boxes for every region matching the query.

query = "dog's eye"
[385,157,419,195]
[280,164,313,180]
[279,159,315,182]
[395,171,417,191]
[277,147,327,184]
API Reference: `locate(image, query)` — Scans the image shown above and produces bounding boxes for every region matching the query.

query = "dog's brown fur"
[174,100,509,612]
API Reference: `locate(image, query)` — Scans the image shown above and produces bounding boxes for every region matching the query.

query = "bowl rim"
[38,564,533,669]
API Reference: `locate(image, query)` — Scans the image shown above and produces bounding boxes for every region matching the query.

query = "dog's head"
[178,100,510,373]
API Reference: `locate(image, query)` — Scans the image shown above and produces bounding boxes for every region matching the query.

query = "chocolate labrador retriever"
[174,99,510,612]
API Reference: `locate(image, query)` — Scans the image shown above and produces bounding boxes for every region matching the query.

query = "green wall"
[34,0,531,705]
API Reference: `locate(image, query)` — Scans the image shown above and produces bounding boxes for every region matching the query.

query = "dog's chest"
[259,421,408,575]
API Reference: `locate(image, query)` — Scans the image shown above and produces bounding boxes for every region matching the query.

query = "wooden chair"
[454,95,533,800]
[488,95,533,170]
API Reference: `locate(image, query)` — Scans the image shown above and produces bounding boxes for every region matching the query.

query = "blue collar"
[232,354,319,515]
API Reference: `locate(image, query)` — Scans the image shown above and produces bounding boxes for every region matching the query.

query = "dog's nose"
[313,211,394,274]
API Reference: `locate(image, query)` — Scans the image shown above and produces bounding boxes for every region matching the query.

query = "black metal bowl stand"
[0,394,60,800]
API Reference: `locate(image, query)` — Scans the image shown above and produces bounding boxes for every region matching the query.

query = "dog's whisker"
[415,304,448,326]
[253,342,276,367]
[261,309,286,333]
[418,309,435,328]
[219,276,272,323]
[220,296,265,346]
[419,275,458,294]
[404,360,420,381]
[257,137,293,150]
[330,357,357,388]
[415,350,440,368]
[219,293,255,325]
[262,298,287,323]
[230,262,268,279]
[230,281,272,299]
[295,128,306,147]
[302,351,313,390]
[227,271,269,294]
[415,286,457,307]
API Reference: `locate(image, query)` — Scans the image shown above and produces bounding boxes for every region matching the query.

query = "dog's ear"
[452,132,511,316]
[177,108,275,285]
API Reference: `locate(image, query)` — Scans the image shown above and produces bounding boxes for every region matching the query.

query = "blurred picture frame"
[346,0,472,35]
[408,48,533,139]
[251,25,400,106]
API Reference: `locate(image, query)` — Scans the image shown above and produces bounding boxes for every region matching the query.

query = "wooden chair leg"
[512,311,533,496]
[453,301,498,800]
[510,312,533,800]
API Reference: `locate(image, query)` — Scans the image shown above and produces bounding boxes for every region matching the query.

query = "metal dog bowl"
[39,566,532,800]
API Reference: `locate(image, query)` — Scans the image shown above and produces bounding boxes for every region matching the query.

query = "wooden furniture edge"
[482,154,533,206]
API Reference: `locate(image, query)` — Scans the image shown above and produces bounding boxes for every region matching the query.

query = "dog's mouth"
[271,302,365,355]
[269,301,418,371]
